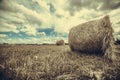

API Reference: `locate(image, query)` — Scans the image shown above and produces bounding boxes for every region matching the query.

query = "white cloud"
[19,24,37,36]
[37,32,46,36]
[0,10,25,24]
[54,8,104,33]
[108,8,120,34]
[0,36,68,44]
[0,0,104,34]
[0,0,53,34]
[0,0,120,44]
[109,8,120,24]
[0,34,7,38]
[13,0,53,28]
[0,22,19,33]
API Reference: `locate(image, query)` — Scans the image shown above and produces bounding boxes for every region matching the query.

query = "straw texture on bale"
[56,40,65,45]
[69,15,115,60]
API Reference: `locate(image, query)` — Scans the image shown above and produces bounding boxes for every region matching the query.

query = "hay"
[68,15,115,60]
[56,40,65,46]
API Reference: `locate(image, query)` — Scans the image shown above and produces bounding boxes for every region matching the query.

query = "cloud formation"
[0,0,120,44]
[0,34,7,38]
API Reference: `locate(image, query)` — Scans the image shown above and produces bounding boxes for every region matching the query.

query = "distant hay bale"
[56,40,65,46]
[69,15,115,60]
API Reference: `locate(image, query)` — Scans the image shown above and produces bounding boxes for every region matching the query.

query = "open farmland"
[0,44,120,80]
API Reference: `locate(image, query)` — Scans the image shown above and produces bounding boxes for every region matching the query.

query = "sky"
[0,0,120,44]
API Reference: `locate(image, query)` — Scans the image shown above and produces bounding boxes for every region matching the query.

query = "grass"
[0,44,120,80]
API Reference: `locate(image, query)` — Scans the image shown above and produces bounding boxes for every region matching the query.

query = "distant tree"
[65,43,69,45]
[3,43,8,45]
[42,43,49,45]
[115,38,120,45]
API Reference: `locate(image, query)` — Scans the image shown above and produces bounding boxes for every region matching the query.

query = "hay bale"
[69,15,115,60]
[56,40,65,46]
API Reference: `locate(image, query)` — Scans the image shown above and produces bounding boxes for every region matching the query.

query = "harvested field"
[0,44,120,80]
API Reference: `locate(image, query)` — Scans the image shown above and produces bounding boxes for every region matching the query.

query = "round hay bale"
[68,15,115,60]
[56,40,65,46]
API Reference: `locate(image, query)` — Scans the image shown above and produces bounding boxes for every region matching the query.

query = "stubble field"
[0,44,120,80]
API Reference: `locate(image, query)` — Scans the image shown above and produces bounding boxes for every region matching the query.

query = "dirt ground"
[0,44,120,80]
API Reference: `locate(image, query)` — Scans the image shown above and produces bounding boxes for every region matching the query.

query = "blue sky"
[0,0,120,44]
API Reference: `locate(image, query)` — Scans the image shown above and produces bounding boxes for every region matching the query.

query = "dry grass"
[0,44,120,80]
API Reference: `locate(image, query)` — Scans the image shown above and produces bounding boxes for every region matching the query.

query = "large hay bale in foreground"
[69,15,115,60]
[56,40,65,46]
